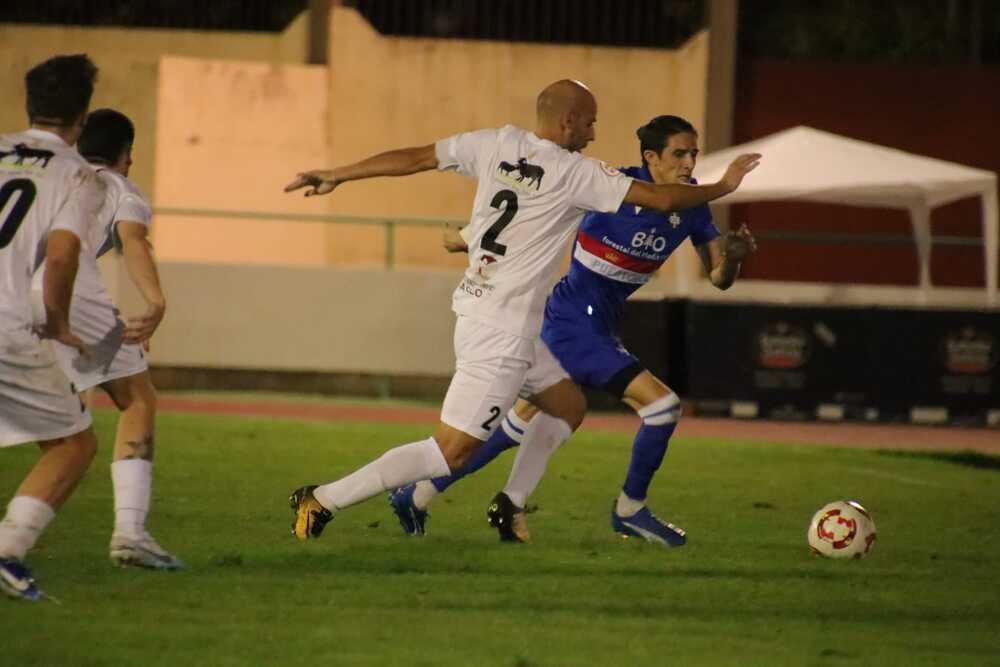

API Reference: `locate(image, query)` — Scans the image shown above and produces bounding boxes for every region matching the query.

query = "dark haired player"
[37,108,180,570]
[0,54,104,600]
[285,80,760,543]
[392,116,757,545]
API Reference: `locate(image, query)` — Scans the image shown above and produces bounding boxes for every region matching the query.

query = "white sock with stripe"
[502,413,573,508]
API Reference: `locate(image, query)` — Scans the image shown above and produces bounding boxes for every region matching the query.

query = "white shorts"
[0,330,92,448]
[52,294,148,391]
[440,317,569,439]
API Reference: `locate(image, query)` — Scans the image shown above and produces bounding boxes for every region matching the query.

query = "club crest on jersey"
[496,158,545,191]
[669,212,681,228]
[0,143,55,170]
[477,253,499,279]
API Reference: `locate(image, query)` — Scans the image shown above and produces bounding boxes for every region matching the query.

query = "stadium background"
[1,0,997,419]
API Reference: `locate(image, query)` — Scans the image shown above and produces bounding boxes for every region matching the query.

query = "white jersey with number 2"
[435,125,633,339]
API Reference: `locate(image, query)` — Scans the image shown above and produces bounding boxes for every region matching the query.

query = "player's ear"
[642,148,659,165]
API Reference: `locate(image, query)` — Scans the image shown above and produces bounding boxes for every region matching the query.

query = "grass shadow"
[876,449,1000,471]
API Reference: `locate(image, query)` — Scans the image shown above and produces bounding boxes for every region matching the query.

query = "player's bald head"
[534,80,598,152]
[536,79,595,123]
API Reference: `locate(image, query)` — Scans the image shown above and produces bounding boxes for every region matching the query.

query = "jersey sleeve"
[688,204,721,245]
[114,192,152,227]
[435,128,499,179]
[50,164,107,240]
[566,157,634,213]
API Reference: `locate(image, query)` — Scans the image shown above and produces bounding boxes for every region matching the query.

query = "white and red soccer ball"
[807,500,877,559]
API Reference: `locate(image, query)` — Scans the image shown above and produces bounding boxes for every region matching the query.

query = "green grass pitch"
[2,408,998,666]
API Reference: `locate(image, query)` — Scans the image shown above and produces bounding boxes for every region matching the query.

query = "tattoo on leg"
[122,436,155,461]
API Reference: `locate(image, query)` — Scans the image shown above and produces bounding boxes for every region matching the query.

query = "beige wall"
[112,261,461,375]
[0,15,309,198]
[152,56,334,266]
[151,6,709,272]
[322,6,709,269]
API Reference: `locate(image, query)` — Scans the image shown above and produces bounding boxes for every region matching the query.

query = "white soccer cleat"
[109,532,183,571]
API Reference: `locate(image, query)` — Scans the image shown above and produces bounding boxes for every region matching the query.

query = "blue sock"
[430,410,527,492]
[622,394,681,501]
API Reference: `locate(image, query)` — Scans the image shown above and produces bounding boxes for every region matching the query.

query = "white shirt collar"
[23,128,69,146]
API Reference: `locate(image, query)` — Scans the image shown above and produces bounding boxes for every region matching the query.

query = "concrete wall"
[0,15,309,198]
[152,6,710,273]
[5,9,716,382]
[113,261,461,376]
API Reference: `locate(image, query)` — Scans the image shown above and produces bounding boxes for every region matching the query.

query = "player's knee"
[563,390,587,431]
[637,392,682,426]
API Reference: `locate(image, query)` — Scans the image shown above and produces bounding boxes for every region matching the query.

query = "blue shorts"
[540,318,642,397]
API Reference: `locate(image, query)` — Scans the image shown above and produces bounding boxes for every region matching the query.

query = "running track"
[93,393,1000,454]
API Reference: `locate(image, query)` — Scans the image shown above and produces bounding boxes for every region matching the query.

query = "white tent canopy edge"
[694,126,998,307]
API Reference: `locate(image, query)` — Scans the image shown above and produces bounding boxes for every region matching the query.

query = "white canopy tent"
[695,126,999,306]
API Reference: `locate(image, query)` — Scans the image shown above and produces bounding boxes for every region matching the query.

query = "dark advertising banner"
[685,301,1000,424]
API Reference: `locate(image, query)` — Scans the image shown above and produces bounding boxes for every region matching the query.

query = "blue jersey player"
[390,116,757,546]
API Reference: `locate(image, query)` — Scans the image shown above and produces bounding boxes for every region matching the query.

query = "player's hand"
[284,170,339,197]
[123,302,165,345]
[442,223,469,253]
[722,223,757,262]
[721,153,762,193]
[34,323,91,358]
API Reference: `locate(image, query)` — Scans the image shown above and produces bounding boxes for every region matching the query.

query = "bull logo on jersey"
[0,144,55,169]
[669,212,681,228]
[496,158,545,191]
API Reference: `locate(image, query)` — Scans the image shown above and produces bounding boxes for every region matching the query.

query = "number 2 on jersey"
[481,189,518,256]
[0,178,37,249]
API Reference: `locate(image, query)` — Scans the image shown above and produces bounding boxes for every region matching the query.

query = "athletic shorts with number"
[39,291,147,392]
[0,330,92,447]
[441,316,569,439]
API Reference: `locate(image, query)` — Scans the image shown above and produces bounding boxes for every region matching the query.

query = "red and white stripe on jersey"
[572,230,659,284]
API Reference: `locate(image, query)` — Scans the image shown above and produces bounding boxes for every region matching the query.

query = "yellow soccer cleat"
[289,485,334,540]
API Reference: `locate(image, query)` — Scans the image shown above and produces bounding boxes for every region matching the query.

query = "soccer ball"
[807,500,876,559]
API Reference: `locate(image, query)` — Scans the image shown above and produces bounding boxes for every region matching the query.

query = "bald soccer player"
[283,80,761,542]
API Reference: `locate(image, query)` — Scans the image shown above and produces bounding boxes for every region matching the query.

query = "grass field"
[2,408,999,666]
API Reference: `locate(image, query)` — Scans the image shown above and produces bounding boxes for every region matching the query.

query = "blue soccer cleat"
[388,484,428,536]
[612,505,687,547]
[0,557,44,601]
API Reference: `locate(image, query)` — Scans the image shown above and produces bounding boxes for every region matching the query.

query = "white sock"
[112,459,152,539]
[502,413,572,508]
[616,491,645,518]
[501,408,531,442]
[412,480,439,510]
[313,437,450,511]
[0,496,56,560]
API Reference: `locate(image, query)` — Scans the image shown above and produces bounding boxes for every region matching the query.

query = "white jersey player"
[36,108,180,570]
[0,54,102,602]
[283,80,761,542]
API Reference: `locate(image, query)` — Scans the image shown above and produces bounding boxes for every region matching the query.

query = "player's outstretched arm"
[37,230,87,355]
[118,221,166,347]
[625,153,761,213]
[284,144,439,197]
[696,223,758,290]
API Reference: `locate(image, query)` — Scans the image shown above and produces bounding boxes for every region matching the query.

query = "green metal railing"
[153,207,462,269]
[154,207,985,269]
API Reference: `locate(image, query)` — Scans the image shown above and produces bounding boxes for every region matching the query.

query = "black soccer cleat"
[486,491,529,543]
